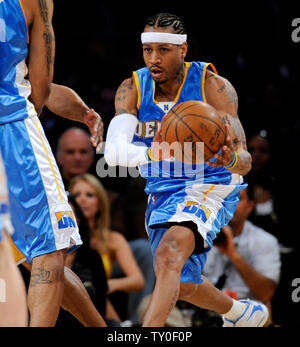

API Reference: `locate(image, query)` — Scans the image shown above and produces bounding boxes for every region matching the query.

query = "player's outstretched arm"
[27,0,55,115]
[104,77,150,167]
[205,71,252,176]
[45,83,103,151]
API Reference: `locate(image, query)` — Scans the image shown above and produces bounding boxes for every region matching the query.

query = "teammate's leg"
[23,261,107,327]
[27,249,66,327]
[142,225,195,327]
[0,229,28,327]
[62,266,107,326]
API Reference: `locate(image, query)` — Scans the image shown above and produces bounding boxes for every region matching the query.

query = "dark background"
[40,0,300,326]
[44,0,299,148]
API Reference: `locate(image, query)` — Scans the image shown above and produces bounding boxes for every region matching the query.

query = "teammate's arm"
[104,77,150,167]
[205,71,252,176]
[45,83,103,151]
[27,0,55,115]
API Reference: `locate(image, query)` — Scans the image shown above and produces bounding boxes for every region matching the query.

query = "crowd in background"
[20,0,299,327]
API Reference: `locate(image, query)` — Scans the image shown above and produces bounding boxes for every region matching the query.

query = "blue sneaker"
[223,300,269,327]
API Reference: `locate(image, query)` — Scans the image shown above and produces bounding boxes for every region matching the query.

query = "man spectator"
[55,127,127,235]
[203,184,281,325]
[56,127,95,188]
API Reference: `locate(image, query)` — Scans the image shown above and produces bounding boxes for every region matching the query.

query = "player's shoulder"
[205,69,233,91]
[204,69,238,113]
[114,75,139,115]
[118,74,136,91]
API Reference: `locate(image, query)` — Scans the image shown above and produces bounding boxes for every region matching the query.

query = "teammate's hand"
[83,109,104,153]
[206,124,235,168]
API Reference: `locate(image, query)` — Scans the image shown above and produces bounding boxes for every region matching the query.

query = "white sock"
[223,300,247,321]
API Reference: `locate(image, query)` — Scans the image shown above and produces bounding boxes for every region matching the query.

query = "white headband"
[141,32,187,45]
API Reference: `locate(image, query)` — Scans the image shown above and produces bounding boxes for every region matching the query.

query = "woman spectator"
[68,174,145,322]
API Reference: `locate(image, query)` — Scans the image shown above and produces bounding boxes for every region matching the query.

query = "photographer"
[203,184,281,324]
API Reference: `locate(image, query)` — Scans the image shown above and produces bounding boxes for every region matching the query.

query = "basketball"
[160,100,225,163]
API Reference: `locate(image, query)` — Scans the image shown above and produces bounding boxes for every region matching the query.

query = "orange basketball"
[160,100,225,163]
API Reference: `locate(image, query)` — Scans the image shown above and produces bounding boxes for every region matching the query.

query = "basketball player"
[0,0,105,326]
[104,13,269,327]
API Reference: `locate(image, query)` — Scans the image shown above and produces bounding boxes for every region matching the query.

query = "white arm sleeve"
[104,113,149,167]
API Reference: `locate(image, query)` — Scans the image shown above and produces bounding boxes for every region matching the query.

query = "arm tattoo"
[224,79,238,112]
[222,114,231,126]
[115,80,133,103]
[215,77,238,112]
[114,79,134,115]
[115,108,129,116]
[231,116,247,148]
[217,83,226,93]
[38,0,53,76]
[222,114,247,149]
[207,73,238,113]
[207,72,251,174]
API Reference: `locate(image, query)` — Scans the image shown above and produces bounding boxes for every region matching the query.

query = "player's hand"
[83,109,104,153]
[206,124,236,168]
[149,127,174,161]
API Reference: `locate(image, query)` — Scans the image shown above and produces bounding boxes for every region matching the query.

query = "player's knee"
[31,249,66,282]
[155,239,185,273]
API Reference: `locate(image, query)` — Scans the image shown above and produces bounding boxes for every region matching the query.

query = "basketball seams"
[181,113,225,136]
[171,108,214,158]
[180,114,224,155]
[178,116,215,155]
[162,101,224,161]
[163,110,178,141]
[164,102,204,140]
[179,113,225,150]
[165,104,195,137]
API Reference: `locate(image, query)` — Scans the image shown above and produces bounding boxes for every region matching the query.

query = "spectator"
[246,132,299,327]
[56,127,95,188]
[55,127,127,234]
[56,194,114,326]
[246,130,280,239]
[69,174,155,325]
[203,184,281,326]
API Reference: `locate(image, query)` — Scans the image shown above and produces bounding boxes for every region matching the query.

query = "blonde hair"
[69,174,111,254]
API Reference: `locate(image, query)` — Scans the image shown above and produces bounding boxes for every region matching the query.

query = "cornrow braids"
[144,13,186,34]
